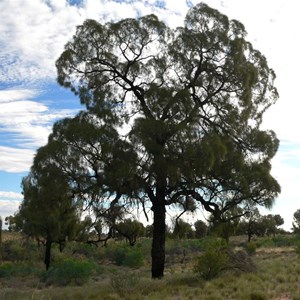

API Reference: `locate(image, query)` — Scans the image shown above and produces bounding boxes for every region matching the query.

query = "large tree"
[55,3,280,278]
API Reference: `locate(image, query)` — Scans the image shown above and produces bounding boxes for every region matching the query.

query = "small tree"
[238,210,284,240]
[116,218,145,245]
[262,214,284,237]
[208,207,243,242]
[194,220,208,239]
[239,207,262,242]
[17,148,81,270]
[173,219,194,239]
[293,209,300,234]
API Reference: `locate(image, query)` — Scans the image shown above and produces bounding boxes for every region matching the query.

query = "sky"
[0,0,299,231]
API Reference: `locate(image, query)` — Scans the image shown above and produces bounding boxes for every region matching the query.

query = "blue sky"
[1,0,300,230]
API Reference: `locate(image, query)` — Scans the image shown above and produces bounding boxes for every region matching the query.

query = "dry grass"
[1,231,23,242]
[256,247,295,254]
[1,235,300,299]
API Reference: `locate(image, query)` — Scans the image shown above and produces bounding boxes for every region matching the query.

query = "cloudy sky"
[0,0,299,230]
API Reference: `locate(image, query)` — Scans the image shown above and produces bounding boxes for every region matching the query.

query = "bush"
[228,249,256,273]
[0,262,41,278]
[123,248,144,268]
[110,273,141,297]
[106,245,144,268]
[0,262,15,277]
[44,258,93,286]
[71,242,98,258]
[107,246,127,266]
[250,291,267,300]
[194,239,229,280]
[272,235,296,247]
[245,241,257,255]
[294,242,300,256]
[2,241,26,261]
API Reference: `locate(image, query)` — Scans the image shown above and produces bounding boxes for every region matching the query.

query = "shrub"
[106,245,144,268]
[44,258,93,286]
[0,262,41,278]
[250,291,267,300]
[194,239,229,280]
[2,240,26,261]
[123,248,144,268]
[272,235,295,247]
[71,242,98,258]
[107,246,127,266]
[294,242,300,256]
[228,249,256,273]
[245,241,257,256]
[110,273,141,297]
[0,262,15,277]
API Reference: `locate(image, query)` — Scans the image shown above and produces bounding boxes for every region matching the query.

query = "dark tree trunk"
[247,231,252,242]
[44,238,52,271]
[151,201,166,279]
[247,223,253,242]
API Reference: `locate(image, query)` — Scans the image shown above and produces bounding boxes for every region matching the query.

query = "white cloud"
[0,191,23,200]
[0,0,83,83]
[0,89,77,148]
[0,0,189,84]
[0,200,21,219]
[0,0,299,230]
[0,146,34,172]
[0,192,23,222]
[0,88,79,172]
[0,89,38,103]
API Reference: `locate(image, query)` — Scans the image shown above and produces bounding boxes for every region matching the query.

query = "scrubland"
[1,233,300,300]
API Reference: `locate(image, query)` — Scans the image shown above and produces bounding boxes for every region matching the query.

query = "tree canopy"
[292,209,300,234]
[18,3,280,278]
[15,145,81,270]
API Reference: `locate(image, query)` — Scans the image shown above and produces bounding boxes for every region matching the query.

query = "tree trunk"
[247,223,252,242]
[247,232,251,242]
[44,238,52,271]
[151,201,166,279]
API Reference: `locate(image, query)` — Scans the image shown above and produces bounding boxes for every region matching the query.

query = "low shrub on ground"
[245,241,257,255]
[110,272,141,297]
[194,238,229,280]
[249,291,268,300]
[1,239,43,262]
[44,258,93,286]
[106,245,144,268]
[2,241,27,261]
[69,242,99,259]
[194,238,256,280]
[123,248,144,268]
[0,262,41,278]
[228,249,256,273]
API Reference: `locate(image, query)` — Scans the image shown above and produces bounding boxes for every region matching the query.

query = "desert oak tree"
[55,3,280,278]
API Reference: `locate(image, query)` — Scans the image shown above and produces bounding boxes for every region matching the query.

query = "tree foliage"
[21,3,281,278]
[15,147,81,270]
[172,219,194,239]
[292,209,300,234]
[116,219,145,245]
[238,209,284,241]
[194,220,208,239]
